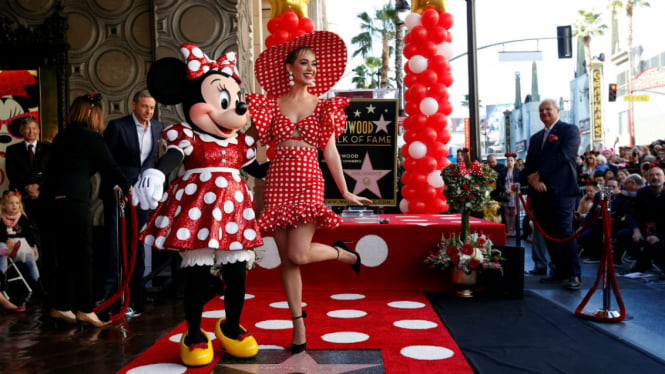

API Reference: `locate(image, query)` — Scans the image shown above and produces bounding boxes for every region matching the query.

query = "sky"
[326,0,664,116]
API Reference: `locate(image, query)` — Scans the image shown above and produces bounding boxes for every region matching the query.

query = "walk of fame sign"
[321,99,398,207]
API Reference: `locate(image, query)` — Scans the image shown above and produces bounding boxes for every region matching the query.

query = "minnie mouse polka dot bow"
[180,43,241,82]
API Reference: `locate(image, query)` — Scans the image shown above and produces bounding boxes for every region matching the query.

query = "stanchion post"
[115,188,125,307]
[593,186,621,319]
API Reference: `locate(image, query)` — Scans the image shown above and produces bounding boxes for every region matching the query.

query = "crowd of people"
[487,122,665,287]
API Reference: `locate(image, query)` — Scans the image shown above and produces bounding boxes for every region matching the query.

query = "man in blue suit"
[100,91,164,314]
[521,99,582,290]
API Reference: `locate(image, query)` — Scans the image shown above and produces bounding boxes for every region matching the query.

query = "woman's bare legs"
[274,223,359,347]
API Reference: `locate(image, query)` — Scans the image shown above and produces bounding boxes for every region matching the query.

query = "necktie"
[541,128,550,149]
[28,144,34,166]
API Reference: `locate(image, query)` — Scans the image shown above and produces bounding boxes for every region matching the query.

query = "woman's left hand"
[343,191,371,206]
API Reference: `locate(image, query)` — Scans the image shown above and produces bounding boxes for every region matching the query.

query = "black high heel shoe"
[333,240,361,275]
[291,311,307,354]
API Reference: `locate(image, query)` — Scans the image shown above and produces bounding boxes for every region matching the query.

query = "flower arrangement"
[424,232,503,274]
[441,158,497,212]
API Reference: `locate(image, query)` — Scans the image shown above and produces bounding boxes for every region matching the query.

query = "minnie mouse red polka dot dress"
[247,94,349,233]
[140,123,263,253]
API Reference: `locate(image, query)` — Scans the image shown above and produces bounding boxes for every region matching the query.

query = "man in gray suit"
[100,91,164,314]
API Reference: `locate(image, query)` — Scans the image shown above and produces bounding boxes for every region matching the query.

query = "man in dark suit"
[6,116,51,228]
[521,99,582,290]
[100,91,164,314]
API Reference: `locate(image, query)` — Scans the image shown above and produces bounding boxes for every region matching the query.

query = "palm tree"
[351,56,382,89]
[572,9,607,76]
[350,4,396,89]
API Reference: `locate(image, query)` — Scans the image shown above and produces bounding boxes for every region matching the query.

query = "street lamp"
[394,0,410,115]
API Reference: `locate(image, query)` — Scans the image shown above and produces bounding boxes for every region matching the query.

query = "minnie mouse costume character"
[134,44,268,367]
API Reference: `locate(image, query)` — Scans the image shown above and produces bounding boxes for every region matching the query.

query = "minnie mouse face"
[189,72,248,139]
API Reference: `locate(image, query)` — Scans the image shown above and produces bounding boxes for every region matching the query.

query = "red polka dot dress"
[140,123,263,265]
[247,94,350,233]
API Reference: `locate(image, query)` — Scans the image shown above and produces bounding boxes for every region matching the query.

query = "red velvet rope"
[93,193,138,321]
[517,192,626,322]
[574,199,626,322]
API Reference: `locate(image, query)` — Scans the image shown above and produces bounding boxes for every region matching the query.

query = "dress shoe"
[49,308,77,324]
[527,268,547,275]
[75,311,112,328]
[180,329,214,367]
[290,312,307,353]
[214,318,258,358]
[564,276,582,291]
[333,240,361,275]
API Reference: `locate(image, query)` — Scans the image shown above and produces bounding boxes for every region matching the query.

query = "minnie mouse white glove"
[132,168,166,210]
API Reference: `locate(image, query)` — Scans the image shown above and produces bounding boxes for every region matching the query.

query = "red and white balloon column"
[265,8,314,48]
[399,5,454,214]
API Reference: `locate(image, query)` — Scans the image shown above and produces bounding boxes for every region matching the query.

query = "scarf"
[2,213,21,228]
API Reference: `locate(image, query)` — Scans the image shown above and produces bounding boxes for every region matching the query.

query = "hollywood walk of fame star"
[373,114,391,134]
[219,351,381,373]
[344,153,391,197]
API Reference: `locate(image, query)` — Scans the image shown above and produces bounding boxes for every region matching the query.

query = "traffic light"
[608,83,617,102]
[557,26,572,58]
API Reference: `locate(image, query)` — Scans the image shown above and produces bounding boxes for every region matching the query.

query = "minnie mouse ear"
[147,57,188,105]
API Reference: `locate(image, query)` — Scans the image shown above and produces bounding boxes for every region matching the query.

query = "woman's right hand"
[343,191,371,206]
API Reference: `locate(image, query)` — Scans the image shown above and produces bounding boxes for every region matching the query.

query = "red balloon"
[429,83,449,102]
[439,12,454,29]
[416,126,438,145]
[407,83,427,101]
[410,113,428,129]
[401,170,412,185]
[403,157,418,172]
[418,70,438,85]
[274,29,290,44]
[411,172,427,186]
[265,35,277,48]
[432,198,447,213]
[409,200,427,213]
[400,144,410,159]
[439,100,453,116]
[421,186,437,201]
[293,29,306,38]
[416,156,438,173]
[404,129,418,144]
[267,18,282,34]
[421,8,440,29]
[420,40,438,58]
[404,101,420,115]
[404,32,412,44]
[404,73,419,87]
[298,17,314,33]
[403,63,412,75]
[402,186,418,200]
[446,32,453,43]
[438,127,452,144]
[281,10,300,31]
[403,43,418,59]
[429,141,449,159]
[438,71,454,87]
[429,55,450,74]
[428,27,447,45]
[427,113,448,130]
[410,26,429,43]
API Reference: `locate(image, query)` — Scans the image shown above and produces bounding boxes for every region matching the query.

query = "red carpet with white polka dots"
[119,290,472,373]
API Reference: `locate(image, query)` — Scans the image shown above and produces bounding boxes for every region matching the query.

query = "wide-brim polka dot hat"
[255,31,347,97]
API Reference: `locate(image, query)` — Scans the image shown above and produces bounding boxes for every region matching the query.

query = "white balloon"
[405,13,422,29]
[399,198,410,213]
[420,97,439,116]
[427,171,444,188]
[408,55,428,74]
[438,42,454,59]
[408,141,427,159]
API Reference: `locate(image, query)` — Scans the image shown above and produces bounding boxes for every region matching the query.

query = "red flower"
[462,184,470,191]
[468,258,481,269]
[477,237,486,245]
[548,134,558,142]
[461,243,474,255]
[446,246,458,256]
[450,253,460,265]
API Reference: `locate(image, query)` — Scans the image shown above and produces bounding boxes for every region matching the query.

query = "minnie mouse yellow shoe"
[214,318,258,358]
[179,329,214,367]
